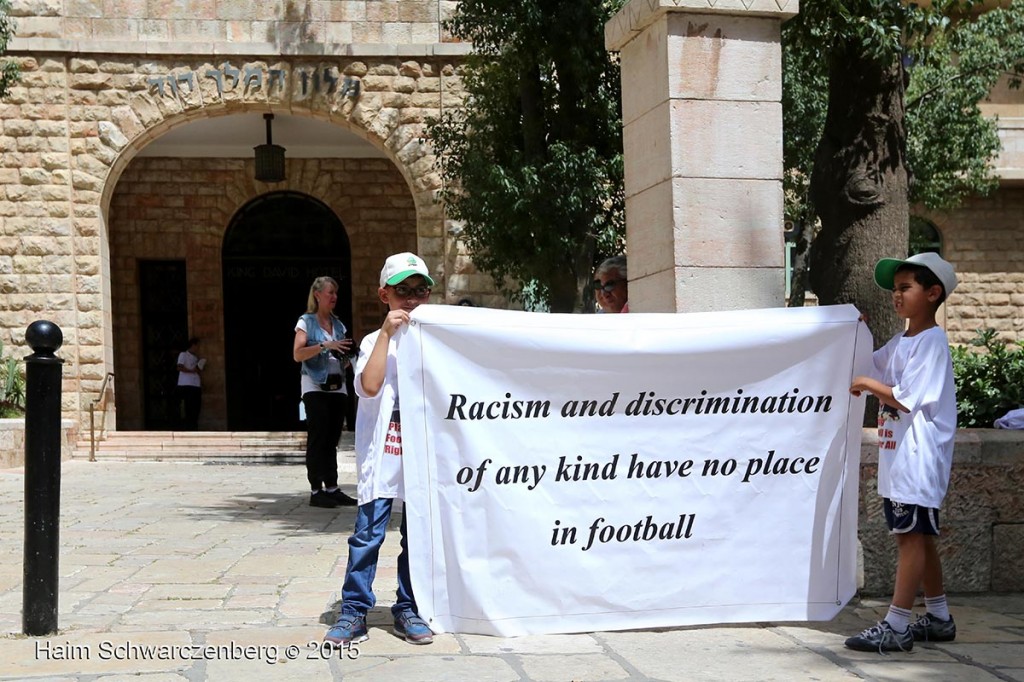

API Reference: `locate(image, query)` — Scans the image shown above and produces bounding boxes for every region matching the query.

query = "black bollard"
[22,320,64,636]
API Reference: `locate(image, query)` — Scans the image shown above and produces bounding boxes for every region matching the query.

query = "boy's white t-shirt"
[352,329,404,504]
[871,325,957,509]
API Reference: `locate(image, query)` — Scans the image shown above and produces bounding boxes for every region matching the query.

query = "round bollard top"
[26,320,63,354]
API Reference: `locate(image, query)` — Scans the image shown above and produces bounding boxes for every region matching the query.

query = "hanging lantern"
[254,113,286,183]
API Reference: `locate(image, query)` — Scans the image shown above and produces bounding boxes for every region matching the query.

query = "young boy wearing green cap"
[845,252,959,653]
[324,253,436,648]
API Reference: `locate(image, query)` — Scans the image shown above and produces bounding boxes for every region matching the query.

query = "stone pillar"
[606,0,798,312]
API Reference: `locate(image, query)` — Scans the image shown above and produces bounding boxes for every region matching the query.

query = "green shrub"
[951,329,1024,428]
[0,339,25,418]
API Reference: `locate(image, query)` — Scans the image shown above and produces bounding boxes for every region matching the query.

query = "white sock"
[925,595,950,621]
[326,487,339,493]
[885,605,912,632]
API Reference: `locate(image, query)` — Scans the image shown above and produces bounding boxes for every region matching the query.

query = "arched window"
[909,216,943,256]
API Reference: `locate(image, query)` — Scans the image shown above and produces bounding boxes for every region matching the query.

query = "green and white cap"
[874,252,957,296]
[379,252,435,287]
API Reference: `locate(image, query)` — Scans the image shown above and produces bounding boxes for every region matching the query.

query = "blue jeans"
[340,497,416,618]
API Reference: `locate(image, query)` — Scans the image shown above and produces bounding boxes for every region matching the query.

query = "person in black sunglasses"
[593,255,629,313]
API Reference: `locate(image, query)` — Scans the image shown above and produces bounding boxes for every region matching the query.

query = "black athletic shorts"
[883,498,940,536]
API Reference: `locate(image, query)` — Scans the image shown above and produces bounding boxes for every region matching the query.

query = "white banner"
[399,304,871,636]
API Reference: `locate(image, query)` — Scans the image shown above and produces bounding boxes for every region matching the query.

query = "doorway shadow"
[222,191,352,431]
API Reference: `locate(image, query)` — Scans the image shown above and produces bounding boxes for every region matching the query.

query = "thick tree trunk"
[548,272,579,313]
[547,234,595,313]
[809,45,908,349]
[572,233,596,313]
[519,61,546,161]
[786,208,815,308]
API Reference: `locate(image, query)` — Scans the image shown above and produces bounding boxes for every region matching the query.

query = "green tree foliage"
[0,0,19,99]
[783,1,1024,324]
[427,1,625,312]
[906,5,1024,209]
[781,32,828,307]
[951,329,1024,427]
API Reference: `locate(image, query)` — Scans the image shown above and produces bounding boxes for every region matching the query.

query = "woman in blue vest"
[293,276,358,508]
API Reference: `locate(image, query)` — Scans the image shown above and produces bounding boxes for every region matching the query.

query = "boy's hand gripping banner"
[399,304,871,636]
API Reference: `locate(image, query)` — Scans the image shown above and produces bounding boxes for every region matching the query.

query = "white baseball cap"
[874,252,957,297]
[379,252,435,288]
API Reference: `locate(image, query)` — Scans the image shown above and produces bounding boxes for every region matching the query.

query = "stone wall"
[981,75,1024,182]
[926,187,1024,345]
[0,418,77,468]
[909,80,1024,346]
[8,0,460,47]
[0,55,83,416]
[859,428,1024,594]
[996,117,1024,176]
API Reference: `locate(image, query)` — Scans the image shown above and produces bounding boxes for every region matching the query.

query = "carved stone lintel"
[150,63,363,102]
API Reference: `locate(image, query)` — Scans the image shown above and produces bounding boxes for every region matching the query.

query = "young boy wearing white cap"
[845,252,959,653]
[324,253,436,647]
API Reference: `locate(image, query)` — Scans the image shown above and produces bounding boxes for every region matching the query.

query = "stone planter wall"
[0,418,78,468]
[859,427,1024,594]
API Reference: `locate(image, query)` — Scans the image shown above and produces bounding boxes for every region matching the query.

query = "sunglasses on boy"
[592,279,623,294]
[390,284,432,298]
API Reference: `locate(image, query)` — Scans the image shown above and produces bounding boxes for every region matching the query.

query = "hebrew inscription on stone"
[147,62,362,103]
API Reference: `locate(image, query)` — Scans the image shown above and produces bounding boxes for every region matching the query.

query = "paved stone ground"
[0,461,1022,681]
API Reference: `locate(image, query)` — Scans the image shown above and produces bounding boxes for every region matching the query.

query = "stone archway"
[106,151,421,430]
[75,56,456,430]
[0,53,517,433]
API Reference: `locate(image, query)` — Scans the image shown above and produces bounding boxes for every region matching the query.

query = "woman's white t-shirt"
[295,317,347,396]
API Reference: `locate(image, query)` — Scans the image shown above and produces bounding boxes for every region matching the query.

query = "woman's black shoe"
[310,491,339,508]
[326,489,358,506]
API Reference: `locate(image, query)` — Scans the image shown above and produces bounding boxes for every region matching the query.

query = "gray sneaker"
[844,620,914,653]
[393,610,434,645]
[324,613,368,646]
[909,612,956,642]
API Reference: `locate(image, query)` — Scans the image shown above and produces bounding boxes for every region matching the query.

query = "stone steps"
[74,431,357,468]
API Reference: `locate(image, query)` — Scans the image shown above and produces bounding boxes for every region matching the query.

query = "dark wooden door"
[222,192,351,431]
[140,260,188,430]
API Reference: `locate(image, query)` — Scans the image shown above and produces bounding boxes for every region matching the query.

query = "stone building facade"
[933,186,1024,346]
[1,1,512,431]
[2,1,1023,434]
[929,84,1024,345]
